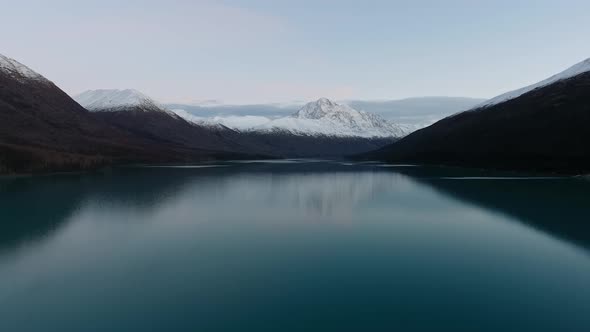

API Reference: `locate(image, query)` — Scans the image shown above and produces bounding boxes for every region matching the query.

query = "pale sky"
[2,0,590,104]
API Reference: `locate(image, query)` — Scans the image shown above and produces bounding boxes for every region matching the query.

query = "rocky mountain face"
[363,58,590,173]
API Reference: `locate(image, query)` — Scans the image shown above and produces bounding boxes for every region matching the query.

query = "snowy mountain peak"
[295,98,356,120]
[172,98,413,138]
[473,57,590,110]
[0,54,49,83]
[174,98,411,138]
[248,99,410,138]
[74,89,165,112]
[317,97,334,105]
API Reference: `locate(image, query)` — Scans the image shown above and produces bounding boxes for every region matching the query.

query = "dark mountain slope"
[75,89,275,158]
[364,72,590,173]
[92,108,261,154]
[0,60,152,173]
[243,130,396,158]
[0,56,263,174]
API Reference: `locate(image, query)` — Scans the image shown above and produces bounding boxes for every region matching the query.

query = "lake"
[1,160,589,332]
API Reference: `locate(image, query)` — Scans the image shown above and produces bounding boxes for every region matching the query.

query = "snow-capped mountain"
[253,98,409,138]
[74,89,165,113]
[472,58,590,110]
[283,98,409,137]
[73,88,266,152]
[0,54,49,84]
[0,53,166,173]
[174,98,410,138]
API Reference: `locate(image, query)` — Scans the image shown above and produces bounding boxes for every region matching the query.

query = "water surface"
[1,161,589,331]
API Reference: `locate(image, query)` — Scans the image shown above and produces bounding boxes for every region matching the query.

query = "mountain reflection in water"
[1,161,589,332]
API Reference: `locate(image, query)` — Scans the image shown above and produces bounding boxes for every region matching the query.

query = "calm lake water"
[1,160,590,332]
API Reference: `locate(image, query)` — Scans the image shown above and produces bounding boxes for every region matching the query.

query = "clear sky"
[2,0,590,104]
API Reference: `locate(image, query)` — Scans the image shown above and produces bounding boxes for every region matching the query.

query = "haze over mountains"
[166,96,484,131]
[366,57,590,173]
[173,98,410,138]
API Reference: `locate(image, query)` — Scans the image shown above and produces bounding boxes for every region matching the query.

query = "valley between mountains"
[2,53,590,174]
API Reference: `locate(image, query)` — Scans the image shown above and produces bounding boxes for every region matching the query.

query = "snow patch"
[0,54,49,83]
[171,110,272,130]
[74,89,165,112]
[473,58,590,110]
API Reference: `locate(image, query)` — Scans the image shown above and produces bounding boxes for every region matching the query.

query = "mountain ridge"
[0,55,271,173]
[166,97,485,131]
[74,90,402,158]
[0,54,48,84]
[362,58,590,173]
[469,57,590,110]
[75,89,166,113]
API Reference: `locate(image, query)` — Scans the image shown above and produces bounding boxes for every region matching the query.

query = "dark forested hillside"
[363,72,590,173]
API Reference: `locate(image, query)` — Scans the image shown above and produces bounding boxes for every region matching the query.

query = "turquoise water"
[1,161,589,331]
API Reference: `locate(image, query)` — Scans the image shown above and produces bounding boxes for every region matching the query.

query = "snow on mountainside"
[473,57,590,110]
[172,109,271,130]
[74,89,165,112]
[258,98,409,138]
[0,54,49,83]
[174,98,410,138]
